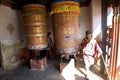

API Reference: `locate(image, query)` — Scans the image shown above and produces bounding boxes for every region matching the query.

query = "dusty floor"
[0,55,108,80]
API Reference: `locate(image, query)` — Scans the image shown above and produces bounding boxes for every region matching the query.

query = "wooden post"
[108,6,120,80]
[101,0,107,73]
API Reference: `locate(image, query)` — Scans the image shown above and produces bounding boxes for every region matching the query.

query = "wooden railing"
[108,6,120,80]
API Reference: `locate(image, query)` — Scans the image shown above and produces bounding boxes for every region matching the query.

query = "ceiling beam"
[0,0,92,10]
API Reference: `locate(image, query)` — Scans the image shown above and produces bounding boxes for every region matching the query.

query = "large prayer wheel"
[50,1,80,55]
[23,4,47,50]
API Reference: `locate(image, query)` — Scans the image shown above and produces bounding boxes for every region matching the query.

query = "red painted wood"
[109,7,120,80]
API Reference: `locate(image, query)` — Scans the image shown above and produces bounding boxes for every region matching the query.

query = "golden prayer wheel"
[50,1,80,55]
[23,4,47,50]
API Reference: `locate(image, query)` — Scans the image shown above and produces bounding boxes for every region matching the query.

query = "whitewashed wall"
[0,5,26,71]
[0,5,25,43]
[91,0,102,40]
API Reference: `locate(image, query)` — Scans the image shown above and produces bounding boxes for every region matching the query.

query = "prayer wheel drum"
[51,1,80,55]
[23,4,47,50]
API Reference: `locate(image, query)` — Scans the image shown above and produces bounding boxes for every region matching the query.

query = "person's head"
[47,32,51,37]
[86,30,92,39]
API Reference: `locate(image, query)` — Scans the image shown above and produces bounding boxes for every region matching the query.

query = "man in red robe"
[80,30,102,80]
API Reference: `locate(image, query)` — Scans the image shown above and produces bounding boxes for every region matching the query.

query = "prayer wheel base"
[30,57,47,71]
[60,62,68,72]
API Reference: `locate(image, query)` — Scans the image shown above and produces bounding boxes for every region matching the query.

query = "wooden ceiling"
[0,0,119,10]
[0,0,92,10]
[107,0,120,7]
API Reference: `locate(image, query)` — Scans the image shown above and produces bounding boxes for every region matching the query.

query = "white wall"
[78,7,91,43]
[0,5,26,71]
[0,5,25,44]
[91,0,102,40]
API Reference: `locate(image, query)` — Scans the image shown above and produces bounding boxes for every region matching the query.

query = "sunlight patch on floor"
[79,68,104,80]
[61,59,85,80]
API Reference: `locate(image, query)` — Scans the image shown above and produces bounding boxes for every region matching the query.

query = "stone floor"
[0,55,108,80]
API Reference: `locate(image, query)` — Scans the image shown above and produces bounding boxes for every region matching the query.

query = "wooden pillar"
[101,0,107,73]
[109,6,120,80]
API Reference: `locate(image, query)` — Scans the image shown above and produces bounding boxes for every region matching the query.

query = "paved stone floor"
[0,59,64,80]
[0,55,108,80]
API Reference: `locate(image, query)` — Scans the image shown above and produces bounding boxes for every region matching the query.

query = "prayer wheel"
[50,1,80,55]
[23,4,47,50]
